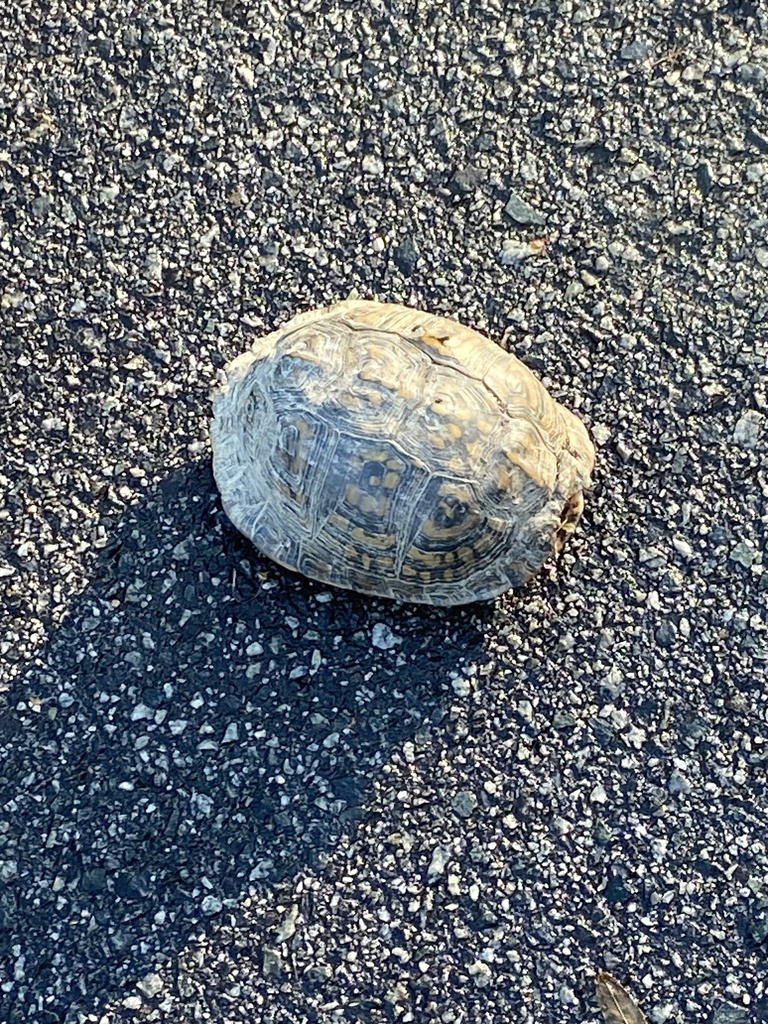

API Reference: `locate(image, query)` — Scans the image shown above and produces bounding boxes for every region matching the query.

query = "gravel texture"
[1,1,767,1023]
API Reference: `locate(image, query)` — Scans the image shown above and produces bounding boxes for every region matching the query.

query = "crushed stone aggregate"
[1,1,767,1023]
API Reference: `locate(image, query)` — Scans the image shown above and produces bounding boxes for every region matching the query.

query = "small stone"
[626,725,647,749]
[696,162,714,196]
[729,542,756,569]
[504,191,546,226]
[246,640,264,656]
[386,981,410,1004]
[517,699,534,722]
[580,269,599,287]
[131,703,154,722]
[122,996,143,1010]
[712,1001,750,1024]
[672,537,693,559]
[737,63,766,86]
[591,423,611,445]
[451,676,471,697]
[590,784,608,803]
[427,844,451,880]
[452,790,477,818]
[362,154,384,175]
[191,792,213,816]
[655,614,679,647]
[236,63,254,88]
[275,903,299,942]
[144,252,163,283]
[604,871,631,903]
[746,126,768,153]
[262,946,283,977]
[0,859,19,882]
[620,39,651,61]
[468,960,492,988]
[304,963,332,986]
[630,162,653,182]
[371,622,398,650]
[81,868,107,893]
[449,166,484,194]
[498,239,543,265]
[42,416,66,433]
[222,722,239,744]
[652,1003,677,1022]
[559,984,578,1006]
[668,770,692,796]
[136,972,164,999]
[553,711,577,729]
[201,895,222,915]
[733,410,764,449]
[392,237,419,275]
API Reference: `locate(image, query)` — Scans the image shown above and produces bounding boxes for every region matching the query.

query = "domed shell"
[210,300,595,606]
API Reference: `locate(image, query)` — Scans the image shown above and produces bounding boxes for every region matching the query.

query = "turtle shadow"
[0,459,511,1023]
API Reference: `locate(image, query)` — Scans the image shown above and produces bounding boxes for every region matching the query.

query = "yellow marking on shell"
[364,389,383,407]
[361,448,390,462]
[368,472,383,487]
[383,470,400,489]
[464,439,486,463]
[407,545,470,570]
[349,526,396,550]
[419,332,452,353]
[339,392,364,411]
[374,554,396,570]
[446,452,471,476]
[345,484,361,506]
[361,553,372,571]
[289,348,325,365]
[359,493,382,515]
[445,422,463,442]
[495,459,517,494]
[295,416,313,440]
[503,447,550,490]
[421,516,475,541]
[327,512,347,532]
[451,404,475,422]
[398,380,421,401]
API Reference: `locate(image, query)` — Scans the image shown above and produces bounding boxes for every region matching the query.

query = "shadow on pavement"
[0,460,505,1023]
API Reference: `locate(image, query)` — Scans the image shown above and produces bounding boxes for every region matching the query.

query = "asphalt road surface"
[1,1,767,1022]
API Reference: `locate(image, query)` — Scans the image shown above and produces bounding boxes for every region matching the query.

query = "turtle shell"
[210,300,594,605]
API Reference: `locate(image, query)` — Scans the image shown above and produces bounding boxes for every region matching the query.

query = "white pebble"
[372,622,398,650]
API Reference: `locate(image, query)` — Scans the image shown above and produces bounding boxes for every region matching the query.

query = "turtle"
[210,300,595,606]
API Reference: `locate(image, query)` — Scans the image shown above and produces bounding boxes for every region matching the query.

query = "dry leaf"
[595,971,649,1024]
